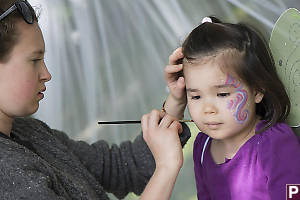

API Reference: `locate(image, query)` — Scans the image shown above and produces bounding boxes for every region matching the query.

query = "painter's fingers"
[164,64,183,84]
[158,114,174,129]
[148,109,165,130]
[159,114,183,133]
[141,113,149,134]
[168,47,184,65]
[165,63,183,74]
[169,120,183,134]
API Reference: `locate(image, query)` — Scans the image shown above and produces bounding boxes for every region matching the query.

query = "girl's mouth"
[205,122,223,129]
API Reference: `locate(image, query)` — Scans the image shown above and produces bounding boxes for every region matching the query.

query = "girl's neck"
[0,113,13,137]
[211,116,260,163]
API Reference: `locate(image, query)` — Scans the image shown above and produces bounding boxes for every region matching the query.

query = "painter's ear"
[255,91,264,103]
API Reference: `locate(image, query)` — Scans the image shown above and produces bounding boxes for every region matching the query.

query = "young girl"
[165,17,300,199]
[0,0,190,199]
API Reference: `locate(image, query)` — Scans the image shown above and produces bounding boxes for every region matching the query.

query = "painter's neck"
[0,113,13,137]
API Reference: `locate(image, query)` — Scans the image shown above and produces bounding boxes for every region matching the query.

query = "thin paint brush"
[98,119,193,125]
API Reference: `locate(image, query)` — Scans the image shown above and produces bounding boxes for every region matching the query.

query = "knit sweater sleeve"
[0,140,67,200]
[51,129,152,199]
[52,123,191,199]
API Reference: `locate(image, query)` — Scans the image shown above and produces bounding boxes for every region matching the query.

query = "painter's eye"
[217,93,230,97]
[191,96,201,100]
[32,58,43,64]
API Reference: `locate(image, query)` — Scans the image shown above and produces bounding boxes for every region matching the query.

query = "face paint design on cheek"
[225,73,249,123]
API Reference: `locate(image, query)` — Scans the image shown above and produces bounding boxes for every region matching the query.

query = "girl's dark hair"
[0,0,38,63]
[182,16,291,133]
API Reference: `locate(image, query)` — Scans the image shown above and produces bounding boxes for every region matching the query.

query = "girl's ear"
[255,91,264,103]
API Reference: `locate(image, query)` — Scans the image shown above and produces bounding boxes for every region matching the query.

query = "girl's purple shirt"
[193,121,300,200]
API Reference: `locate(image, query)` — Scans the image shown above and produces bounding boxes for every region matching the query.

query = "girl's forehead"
[183,52,242,80]
[183,48,243,68]
[184,60,244,89]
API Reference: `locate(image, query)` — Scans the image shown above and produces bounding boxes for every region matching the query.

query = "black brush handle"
[98,119,193,125]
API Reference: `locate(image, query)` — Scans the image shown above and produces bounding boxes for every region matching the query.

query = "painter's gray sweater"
[0,117,190,200]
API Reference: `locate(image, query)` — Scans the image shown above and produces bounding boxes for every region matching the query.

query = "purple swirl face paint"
[225,73,249,123]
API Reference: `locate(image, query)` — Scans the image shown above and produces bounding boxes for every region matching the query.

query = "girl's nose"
[203,102,217,114]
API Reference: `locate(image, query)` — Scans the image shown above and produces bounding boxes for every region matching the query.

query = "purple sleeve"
[193,132,211,200]
[258,123,300,200]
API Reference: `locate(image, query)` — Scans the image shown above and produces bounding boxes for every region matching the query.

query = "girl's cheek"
[188,103,201,120]
[224,73,249,124]
[226,91,249,124]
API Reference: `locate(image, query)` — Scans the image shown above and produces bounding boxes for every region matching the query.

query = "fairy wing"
[269,8,300,129]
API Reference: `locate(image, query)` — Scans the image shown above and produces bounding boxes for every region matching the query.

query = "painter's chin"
[25,103,40,117]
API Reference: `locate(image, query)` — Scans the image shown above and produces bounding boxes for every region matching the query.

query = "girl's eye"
[191,96,201,100]
[217,93,230,97]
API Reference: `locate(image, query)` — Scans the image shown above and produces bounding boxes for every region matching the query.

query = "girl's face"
[184,57,263,141]
[0,20,51,118]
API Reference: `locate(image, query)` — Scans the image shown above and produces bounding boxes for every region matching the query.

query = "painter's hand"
[142,110,183,170]
[165,47,186,105]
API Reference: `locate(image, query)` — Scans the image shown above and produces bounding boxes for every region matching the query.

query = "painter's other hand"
[165,47,187,105]
[141,109,183,170]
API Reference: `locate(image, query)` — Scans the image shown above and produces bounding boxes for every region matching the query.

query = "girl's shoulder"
[257,121,300,165]
[257,121,299,144]
[256,121,300,185]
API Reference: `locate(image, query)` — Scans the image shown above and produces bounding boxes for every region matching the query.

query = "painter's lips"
[38,88,46,99]
[204,122,223,129]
